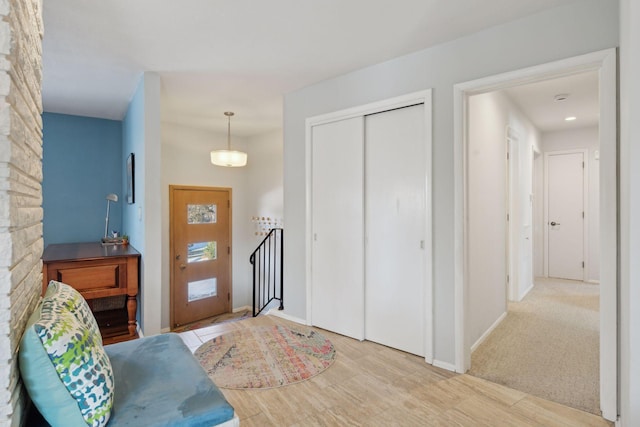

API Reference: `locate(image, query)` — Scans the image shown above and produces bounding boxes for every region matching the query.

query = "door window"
[187,241,217,263]
[188,278,218,302]
[187,204,217,224]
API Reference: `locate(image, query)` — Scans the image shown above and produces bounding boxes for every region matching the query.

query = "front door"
[170,186,232,328]
[546,151,585,280]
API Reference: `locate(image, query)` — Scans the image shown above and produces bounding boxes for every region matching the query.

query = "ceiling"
[502,71,599,133]
[42,0,579,137]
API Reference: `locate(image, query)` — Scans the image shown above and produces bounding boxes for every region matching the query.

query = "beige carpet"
[469,278,600,415]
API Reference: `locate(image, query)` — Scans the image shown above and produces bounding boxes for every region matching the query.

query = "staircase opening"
[250,228,283,316]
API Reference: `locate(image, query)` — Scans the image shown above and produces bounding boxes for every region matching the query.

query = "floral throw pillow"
[34,294,114,427]
[46,280,103,346]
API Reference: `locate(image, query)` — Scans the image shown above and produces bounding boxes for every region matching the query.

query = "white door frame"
[305,89,434,363]
[543,149,589,281]
[453,48,617,421]
[506,127,518,302]
[506,127,536,302]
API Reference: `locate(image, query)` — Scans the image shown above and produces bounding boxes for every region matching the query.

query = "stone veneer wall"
[0,0,43,426]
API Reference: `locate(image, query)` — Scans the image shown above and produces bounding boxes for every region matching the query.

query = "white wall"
[467,91,541,348]
[467,92,507,347]
[245,129,284,237]
[122,72,162,336]
[160,123,283,329]
[243,129,284,307]
[619,0,640,424]
[283,0,618,365]
[541,126,599,282]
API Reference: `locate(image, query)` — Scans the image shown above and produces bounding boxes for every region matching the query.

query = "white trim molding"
[267,309,307,325]
[432,359,458,373]
[471,311,508,353]
[520,282,534,300]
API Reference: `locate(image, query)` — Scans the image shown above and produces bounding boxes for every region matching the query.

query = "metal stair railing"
[250,228,283,316]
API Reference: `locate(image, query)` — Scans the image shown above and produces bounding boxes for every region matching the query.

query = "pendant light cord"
[224,111,234,150]
[227,113,231,150]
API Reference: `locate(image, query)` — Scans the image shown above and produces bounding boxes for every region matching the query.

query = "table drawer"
[56,264,121,291]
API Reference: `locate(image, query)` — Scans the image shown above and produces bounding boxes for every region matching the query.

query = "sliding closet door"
[311,117,364,340]
[365,104,426,356]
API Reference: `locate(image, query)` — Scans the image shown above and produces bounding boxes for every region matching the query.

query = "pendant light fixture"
[210,111,248,167]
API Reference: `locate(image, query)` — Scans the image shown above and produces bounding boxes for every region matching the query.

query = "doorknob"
[550,221,560,226]
[179,263,187,270]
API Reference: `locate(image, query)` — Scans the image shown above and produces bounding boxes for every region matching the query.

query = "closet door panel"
[365,104,426,356]
[311,117,364,340]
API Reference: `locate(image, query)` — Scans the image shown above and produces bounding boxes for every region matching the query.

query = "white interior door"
[311,117,365,340]
[365,104,425,356]
[507,132,535,302]
[546,151,585,280]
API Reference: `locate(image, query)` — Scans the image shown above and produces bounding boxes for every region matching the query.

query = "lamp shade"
[210,149,248,167]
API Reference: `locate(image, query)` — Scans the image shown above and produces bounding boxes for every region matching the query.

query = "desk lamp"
[104,193,118,239]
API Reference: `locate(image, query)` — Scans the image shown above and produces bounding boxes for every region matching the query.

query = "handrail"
[250,228,283,316]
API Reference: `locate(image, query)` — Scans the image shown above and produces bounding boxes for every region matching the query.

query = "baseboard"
[520,282,534,300]
[471,311,507,353]
[432,359,457,373]
[233,305,251,313]
[266,309,307,325]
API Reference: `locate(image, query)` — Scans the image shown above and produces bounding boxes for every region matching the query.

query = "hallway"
[469,278,600,415]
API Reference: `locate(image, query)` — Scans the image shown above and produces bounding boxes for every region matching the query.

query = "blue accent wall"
[42,113,123,245]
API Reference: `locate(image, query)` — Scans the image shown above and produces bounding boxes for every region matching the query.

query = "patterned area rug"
[194,324,336,389]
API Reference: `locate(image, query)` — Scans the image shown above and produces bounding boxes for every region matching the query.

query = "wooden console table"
[42,242,141,344]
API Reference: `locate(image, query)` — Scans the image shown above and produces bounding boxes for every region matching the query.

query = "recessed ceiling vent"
[554,93,570,102]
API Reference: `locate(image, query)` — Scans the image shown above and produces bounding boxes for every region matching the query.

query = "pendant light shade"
[210,112,247,167]
[210,149,247,167]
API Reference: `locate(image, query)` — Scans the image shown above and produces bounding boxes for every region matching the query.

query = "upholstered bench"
[19,281,238,427]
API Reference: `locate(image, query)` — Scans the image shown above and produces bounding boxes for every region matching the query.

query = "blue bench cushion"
[105,333,235,427]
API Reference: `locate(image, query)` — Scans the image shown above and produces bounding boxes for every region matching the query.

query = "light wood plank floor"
[178,315,612,427]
